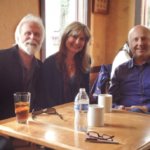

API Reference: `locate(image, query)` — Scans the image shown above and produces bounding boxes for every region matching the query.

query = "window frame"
[40,0,90,61]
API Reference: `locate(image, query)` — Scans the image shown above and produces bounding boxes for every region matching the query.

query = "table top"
[0,102,150,150]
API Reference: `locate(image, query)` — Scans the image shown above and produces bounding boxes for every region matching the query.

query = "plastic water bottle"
[74,88,89,132]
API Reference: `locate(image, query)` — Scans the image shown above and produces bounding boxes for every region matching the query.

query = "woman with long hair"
[40,21,91,107]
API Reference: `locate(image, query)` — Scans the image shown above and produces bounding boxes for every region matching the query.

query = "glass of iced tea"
[14,92,31,124]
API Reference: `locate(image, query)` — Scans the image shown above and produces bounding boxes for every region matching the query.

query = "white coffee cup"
[98,94,112,113]
[87,104,104,127]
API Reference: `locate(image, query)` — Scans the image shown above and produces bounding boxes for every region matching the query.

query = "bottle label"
[74,104,88,112]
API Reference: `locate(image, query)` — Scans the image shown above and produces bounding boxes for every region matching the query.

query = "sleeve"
[145,103,150,112]
[85,72,90,95]
[34,57,55,110]
[109,67,121,108]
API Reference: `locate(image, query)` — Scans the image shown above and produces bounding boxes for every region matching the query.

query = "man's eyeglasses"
[32,107,63,120]
[86,131,119,144]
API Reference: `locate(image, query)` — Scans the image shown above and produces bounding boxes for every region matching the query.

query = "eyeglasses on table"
[31,107,63,120]
[86,131,119,144]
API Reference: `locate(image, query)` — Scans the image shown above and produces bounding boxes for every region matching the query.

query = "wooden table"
[0,102,150,150]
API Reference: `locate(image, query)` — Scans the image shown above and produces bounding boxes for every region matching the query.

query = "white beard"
[18,40,41,55]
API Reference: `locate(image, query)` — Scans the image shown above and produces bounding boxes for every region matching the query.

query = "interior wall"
[90,0,135,66]
[0,0,40,57]
[106,0,135,64]
[0,0,135,63]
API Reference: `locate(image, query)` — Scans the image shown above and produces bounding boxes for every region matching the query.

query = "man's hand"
[117,105,125,110]
[125,105,148,113]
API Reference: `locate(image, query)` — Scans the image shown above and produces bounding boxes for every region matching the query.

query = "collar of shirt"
[128,58,150,69]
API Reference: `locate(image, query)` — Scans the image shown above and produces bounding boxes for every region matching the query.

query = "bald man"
[109,25,150,113]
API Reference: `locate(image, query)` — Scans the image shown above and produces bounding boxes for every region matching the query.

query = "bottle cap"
[79,88,85,92]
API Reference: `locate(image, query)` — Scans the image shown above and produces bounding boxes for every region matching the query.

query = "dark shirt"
[109,58,150,112]
[0,45,42,119]
[21,58,39,93]
[37,52,89,109]
[63,74,77,102]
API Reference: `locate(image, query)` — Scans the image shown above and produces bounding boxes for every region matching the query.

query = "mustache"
[25,40,39,47]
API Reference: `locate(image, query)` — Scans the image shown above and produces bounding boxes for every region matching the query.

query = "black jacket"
[0,45,42,119]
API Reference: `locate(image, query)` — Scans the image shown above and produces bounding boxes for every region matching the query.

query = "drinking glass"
[14,92,31,124]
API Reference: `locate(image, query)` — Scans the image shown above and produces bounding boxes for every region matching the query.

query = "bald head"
[128,25,150,43]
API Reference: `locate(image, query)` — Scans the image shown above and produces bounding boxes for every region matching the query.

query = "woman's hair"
[15,14,45,45]
[56,21,91,73]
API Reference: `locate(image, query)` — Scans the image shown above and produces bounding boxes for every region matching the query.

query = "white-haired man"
[0,14,45,120]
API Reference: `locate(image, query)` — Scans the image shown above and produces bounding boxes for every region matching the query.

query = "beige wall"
[90,0,135,66]
[0,0,135,63]
[0,0,40,56]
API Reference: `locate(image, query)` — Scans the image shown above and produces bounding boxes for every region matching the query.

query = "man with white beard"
[0,14,45,120]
